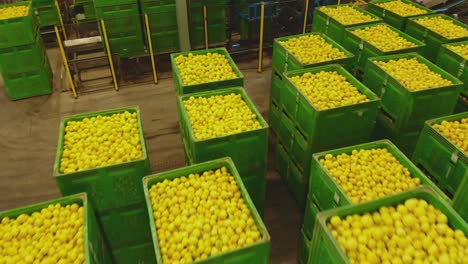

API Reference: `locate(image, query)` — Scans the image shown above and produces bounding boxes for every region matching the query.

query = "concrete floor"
[0,49,302,263]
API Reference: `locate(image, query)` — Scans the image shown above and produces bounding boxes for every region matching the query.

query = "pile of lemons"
[447,44,468,59]
[320,6,378,25]
[290,71,368,110]
[320,148,421,204]
[149,167,262,264]
[415,16,468,39]
[433,118,468,153]
[0,203,85,264]
[375,0,428,17]
[174,53,237,85]
[184,93,262,140]
[376,58,453,91]
[60,111,143,174]
[352,24,417,52]
[0,5,28,20]
[279,35,347,65]
[328,198,468,264]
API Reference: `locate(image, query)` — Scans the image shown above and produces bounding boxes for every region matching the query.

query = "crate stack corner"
[0,1,53,100]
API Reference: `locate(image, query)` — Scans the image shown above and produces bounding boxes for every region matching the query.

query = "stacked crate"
[30,0,60,27]
[405,14,468,62]
[270,33,380,207]
[176,88,268,215]
[300,140,451,263]
[341,22,424,72]
[94,0,146,58]
[171,48,268,214]
[312,4,383,44]
[436,41,468,113]
[0,1,53,100]
[53,107,156,264]
[304,187,467,263]
[143,158,271,263]
[0,193,112,264]
[367,0,433,31]
[140,0,179,53]
[364,53,463,156]
[412,112,468,222]
[190,0,226,48]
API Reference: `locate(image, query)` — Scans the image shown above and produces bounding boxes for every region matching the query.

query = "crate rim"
[273,32,355,67]
[282,63,380,113]
[177,87,269,143]
[142,157,271,264]
[407,13,468,42]
[52,106,148,177]
[315,4,383,27]
[368,0,433,18]
[0,192,94,263]
[314,186,468,263]
[424,111,468,158]
[311,139,451,205]
[345,22,425,54]
[367,52,464,93]
[170,47,244,88]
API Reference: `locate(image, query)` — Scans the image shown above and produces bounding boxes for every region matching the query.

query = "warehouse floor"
[0,49,301,263]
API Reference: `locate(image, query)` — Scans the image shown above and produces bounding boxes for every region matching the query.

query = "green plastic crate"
[280,65,380,154]
[268,101,281,136]
[143,158,271,264]
[170,48,243,94]
[363,52,463,131]
[274,142,307,208]
[0,32,47,75]
[242,172,267,217]
[367,0,432,31]
[2,60,53,100]
[31,0,55,7]
[0,1,38,48]
[312,4,382,44]
[95,3,141,35]
[53,107,151,213]
[191,2,225,25]
[405,14,468,62]
[274,111,294,153]
[0,193,112,264]
[34,4,60,27]
[342,22,424,71]
[191,23,227,48]
[97,203,152,251]
[111,242,156,264]
[149,29,179,53]
[93,0,137,8]
[302,195,321,242]
[269,70,282,105]
[144,5,177,30]
[412,112,468,221]
[309,139,450,213]
[274,143,289,182]
[308,187,468,263]
[298,228,311,264]
[107,35,147,57]
[437,41,468,96]
[272,33,355,74]
[177,88,268,211]
[372,112,421,157]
